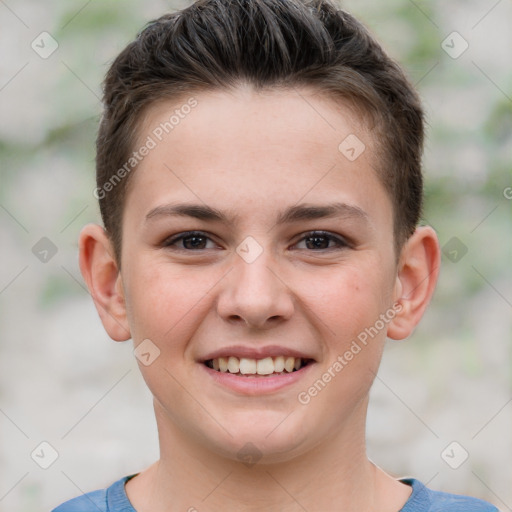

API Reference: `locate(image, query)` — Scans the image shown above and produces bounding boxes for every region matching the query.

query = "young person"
[53,0,498,510]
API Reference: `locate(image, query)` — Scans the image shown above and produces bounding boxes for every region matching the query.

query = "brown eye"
[295,231,349,251]
[162,231,216,250]
[181,234,208,250]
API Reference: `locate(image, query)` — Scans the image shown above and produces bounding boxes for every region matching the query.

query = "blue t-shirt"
[52,474,499,511]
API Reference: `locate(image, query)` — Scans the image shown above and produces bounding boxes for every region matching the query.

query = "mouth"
[203,356,314,377]
[198,346,317,394]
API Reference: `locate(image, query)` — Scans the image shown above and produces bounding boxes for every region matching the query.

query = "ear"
[78,223,131,341]
[387,226,440,340]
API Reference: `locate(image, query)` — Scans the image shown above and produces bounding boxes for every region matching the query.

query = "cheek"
[296,267,390,422]
[124,258,218,348]
[303,262,391,344]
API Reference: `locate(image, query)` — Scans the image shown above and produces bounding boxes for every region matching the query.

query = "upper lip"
[200,345,316,362]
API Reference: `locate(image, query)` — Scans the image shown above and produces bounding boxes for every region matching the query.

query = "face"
[118,86,400,462]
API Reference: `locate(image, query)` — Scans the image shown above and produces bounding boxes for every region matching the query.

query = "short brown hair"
[96,0,424,265]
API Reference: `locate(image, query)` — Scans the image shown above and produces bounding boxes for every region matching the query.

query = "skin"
[79,85,440,511]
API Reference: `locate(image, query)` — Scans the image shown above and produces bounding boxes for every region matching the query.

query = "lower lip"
[199,362,316,395]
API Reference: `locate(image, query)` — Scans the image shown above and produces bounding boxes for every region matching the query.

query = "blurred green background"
[0,1,510,510]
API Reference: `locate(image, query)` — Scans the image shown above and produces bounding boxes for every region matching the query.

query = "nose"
[216,246,295,330]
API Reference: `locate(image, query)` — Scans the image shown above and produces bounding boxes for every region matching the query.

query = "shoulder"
[401,478,500,512]
[51,474,137,512]
[51,489,107,512]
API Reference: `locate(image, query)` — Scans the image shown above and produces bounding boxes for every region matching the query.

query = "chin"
[202,412,313,465]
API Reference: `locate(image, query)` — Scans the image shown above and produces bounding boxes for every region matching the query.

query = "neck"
[126,398,411,511]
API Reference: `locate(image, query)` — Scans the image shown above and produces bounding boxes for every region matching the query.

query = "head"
[80,0,439,464]
[95,0,425,265]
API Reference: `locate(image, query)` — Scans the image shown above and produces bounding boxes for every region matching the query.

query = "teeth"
[274,355,285,372]
[239,357,256,374]
[218,357,228,372]
[206,356,308,375]
[227,356,239,373]
[256,357,274,375]
[284,356,295,372]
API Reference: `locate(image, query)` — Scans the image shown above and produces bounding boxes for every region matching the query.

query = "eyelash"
[161,230,350,252]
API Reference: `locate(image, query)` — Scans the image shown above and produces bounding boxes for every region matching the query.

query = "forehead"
[125,87,391,229]
[139,85,372,159]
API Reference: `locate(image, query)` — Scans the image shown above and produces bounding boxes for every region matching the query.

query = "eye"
[161,230,350,252]
[294,231,349,251]
[162,231,218,251]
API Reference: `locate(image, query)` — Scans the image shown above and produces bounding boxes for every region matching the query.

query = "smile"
[200,354,317,394]
[204,356,312,377]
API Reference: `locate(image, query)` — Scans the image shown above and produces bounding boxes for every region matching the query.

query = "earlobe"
[387,226,440,340]
[78,223,131,342]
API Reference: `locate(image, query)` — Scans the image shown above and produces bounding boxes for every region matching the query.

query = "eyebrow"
[145,201,369,226]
